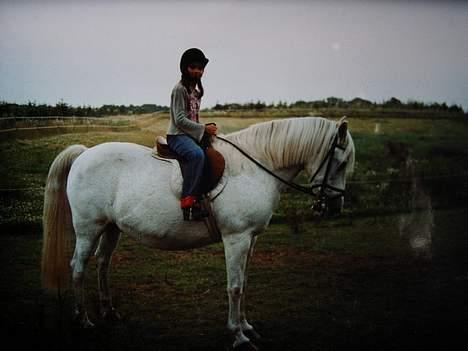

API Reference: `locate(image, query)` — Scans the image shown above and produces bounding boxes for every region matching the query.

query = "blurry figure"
[386,141,433,258]
[374,122,381,134]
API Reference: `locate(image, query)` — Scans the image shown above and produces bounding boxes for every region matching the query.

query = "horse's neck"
[233,118,332,171]
[265,166,303,193]
[276,167,303,182]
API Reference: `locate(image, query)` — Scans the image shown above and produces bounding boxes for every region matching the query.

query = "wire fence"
[1,117,467,226]
[0,173,467,193]
[0,116,137,134]
[1,176,467,228]
[0,116,141,226]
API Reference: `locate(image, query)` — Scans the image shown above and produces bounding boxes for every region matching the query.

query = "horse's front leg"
[223,232,256,349]
[239,236,262,342]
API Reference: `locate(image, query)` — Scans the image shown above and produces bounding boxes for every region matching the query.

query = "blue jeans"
[166,134,205,198]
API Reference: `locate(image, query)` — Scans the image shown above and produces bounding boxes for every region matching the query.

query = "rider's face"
[187,63,204,79]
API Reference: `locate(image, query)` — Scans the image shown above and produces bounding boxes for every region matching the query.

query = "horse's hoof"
[82,319,95,328]
[73,318,94,329]
[244,329,262,342]
[233,341,258,351]
[101,307,122,322]
[73,313,95,328]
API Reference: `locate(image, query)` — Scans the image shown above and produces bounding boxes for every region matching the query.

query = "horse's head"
[306,118,355,217]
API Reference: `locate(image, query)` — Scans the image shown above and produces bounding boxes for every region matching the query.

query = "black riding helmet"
[180,48,209,74]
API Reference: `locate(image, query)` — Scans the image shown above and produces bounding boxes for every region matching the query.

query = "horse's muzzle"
[311,195,344,218]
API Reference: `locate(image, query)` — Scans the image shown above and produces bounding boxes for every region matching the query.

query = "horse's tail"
[42,144,87,291]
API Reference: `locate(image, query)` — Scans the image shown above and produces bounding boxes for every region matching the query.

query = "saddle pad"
[156,136,177,159]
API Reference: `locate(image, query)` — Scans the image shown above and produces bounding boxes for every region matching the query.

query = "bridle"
[306,133,347,214]
[214,131,347,214]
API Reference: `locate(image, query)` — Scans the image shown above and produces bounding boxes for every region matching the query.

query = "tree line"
[211,97,464,113]
[0,101,169,118]
[0,96,464,118]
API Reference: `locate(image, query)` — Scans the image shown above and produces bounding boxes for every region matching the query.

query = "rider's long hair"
[180,73,204,99]
[179,48,208,98]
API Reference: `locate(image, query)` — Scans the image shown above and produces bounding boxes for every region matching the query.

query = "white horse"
[42,116,355,349]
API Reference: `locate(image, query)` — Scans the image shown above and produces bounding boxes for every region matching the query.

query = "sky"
[1,0,468,110]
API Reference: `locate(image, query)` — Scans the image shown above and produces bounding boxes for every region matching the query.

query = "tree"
[383,97,402,108]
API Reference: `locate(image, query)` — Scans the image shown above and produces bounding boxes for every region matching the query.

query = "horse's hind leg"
[70,222,102,327]
[95,223,121,320]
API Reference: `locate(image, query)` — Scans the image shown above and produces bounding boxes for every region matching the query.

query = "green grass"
[1,115,468,350]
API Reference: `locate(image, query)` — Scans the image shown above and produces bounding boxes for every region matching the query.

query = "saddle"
[154,135,225,194]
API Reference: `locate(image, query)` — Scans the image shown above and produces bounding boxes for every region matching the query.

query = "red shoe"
[180,196,209,221]
[180,195,196,209]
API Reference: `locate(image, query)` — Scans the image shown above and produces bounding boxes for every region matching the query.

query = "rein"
[214,134,345,198]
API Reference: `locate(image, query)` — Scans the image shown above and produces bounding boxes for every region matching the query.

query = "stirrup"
[183,204,209,221]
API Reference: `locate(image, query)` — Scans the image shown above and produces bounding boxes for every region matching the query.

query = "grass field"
[1,114,468,350]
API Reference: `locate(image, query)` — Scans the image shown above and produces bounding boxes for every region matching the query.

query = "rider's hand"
[204,123,217,136]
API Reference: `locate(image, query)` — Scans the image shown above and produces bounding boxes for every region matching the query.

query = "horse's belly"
[125,220,216,251]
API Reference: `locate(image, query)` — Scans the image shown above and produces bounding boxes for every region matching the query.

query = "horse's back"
[69,142,166,186]
[72,142,152,168]
[67,142,176,224]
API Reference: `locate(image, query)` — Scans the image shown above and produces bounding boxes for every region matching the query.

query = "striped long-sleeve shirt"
[166,81,205,142]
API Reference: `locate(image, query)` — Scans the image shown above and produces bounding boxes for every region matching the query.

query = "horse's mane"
[213,117,355,176]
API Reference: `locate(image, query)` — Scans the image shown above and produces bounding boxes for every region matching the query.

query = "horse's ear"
[338,117,348,144]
